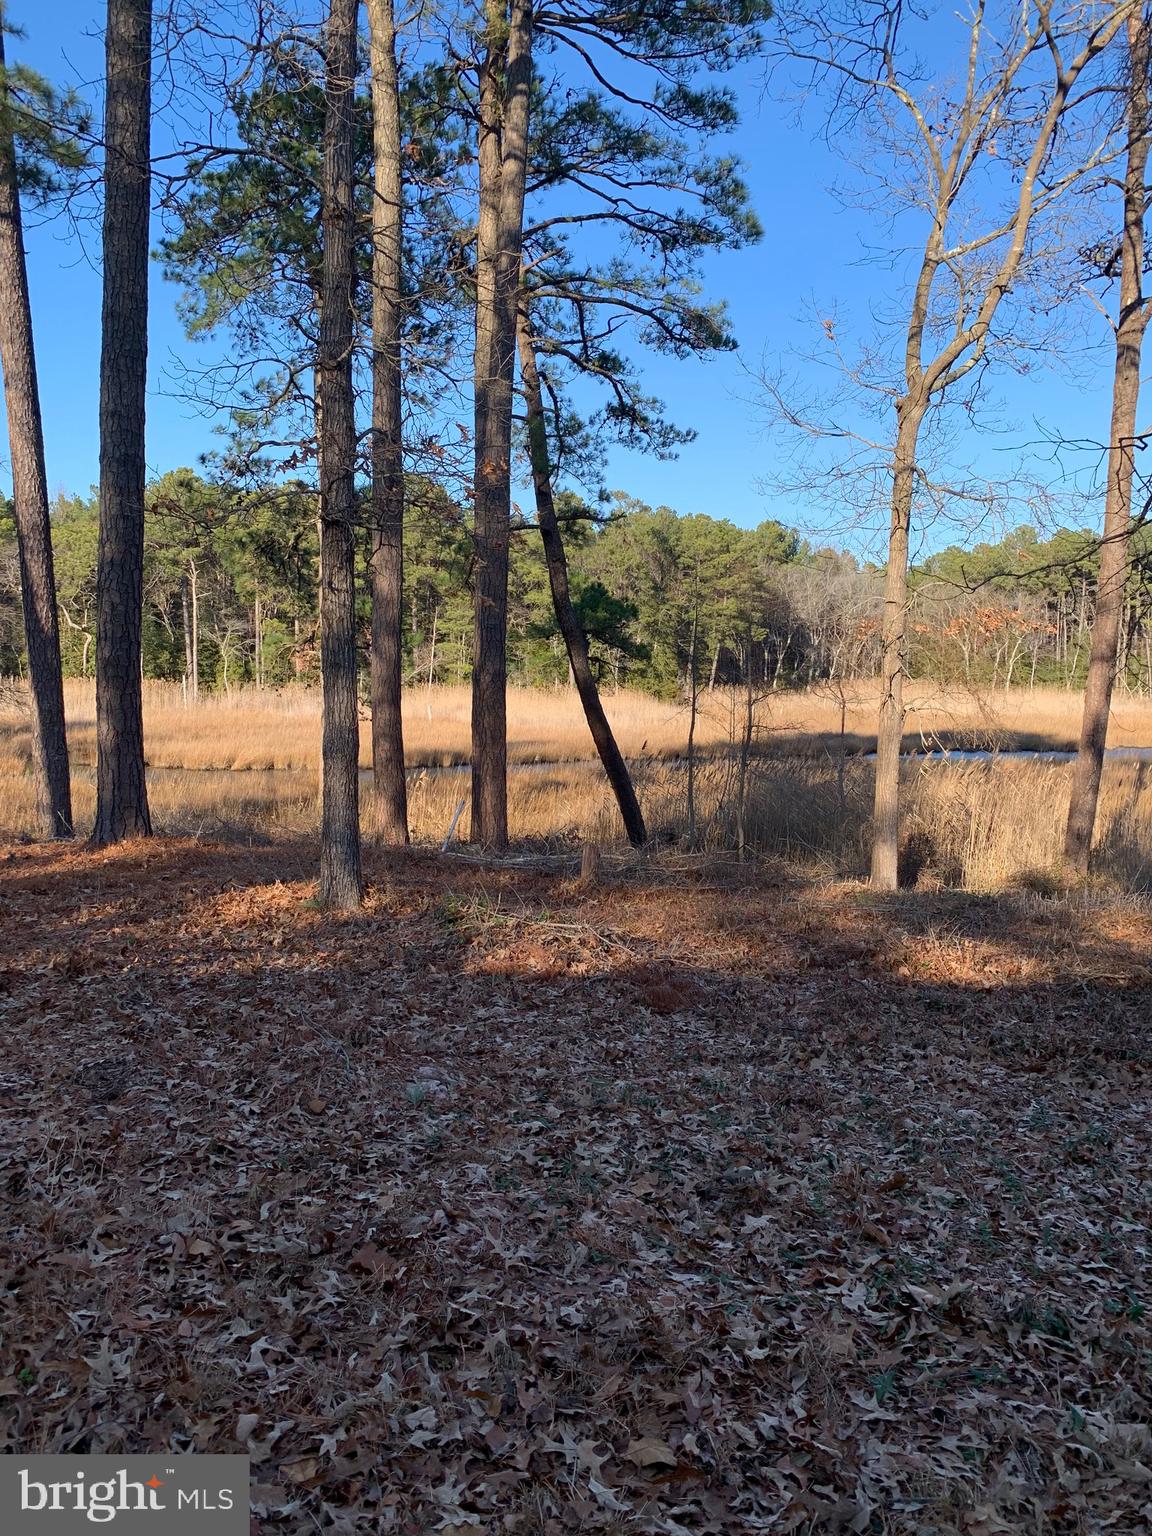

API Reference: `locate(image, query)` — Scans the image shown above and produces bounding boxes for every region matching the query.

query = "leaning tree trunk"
[316,0,363,910]
[366,0,407,844]
[93,0,152,844]
[870,399,924,890]
[471,0,532,849]
[0,29,71,837]
[1065,12,1151,876]
[516,312,646,847]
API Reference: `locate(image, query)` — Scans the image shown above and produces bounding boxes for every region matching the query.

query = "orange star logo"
[146,1476,164,1489]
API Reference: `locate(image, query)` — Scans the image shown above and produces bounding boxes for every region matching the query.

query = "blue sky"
[9,1,1124,557]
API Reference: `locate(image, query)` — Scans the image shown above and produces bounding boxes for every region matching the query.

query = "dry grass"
[653,755,1152,893]
[50,678,722,771]
[17,676,1152,773]
[1,678,1152,890]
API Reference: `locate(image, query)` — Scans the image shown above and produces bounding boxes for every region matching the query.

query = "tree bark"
[1065,12,1151,875]
[180,570,192,689]
[366,0,408,844]
[93,0,152,844]
[188,556,199,698]
[516,312,646,847]
[254,591,262,686]
[870,401,924,890]
[0,28,72,837]
[736,629,754,860]
[317,0,363,909]
[686,579,700,848]
[471,0,532,849]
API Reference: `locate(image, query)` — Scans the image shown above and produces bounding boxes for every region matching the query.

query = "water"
[136,745,1152,778]
[860,747,1152,764]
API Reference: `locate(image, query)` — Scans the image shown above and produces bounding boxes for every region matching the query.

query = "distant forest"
[5,470,1151,698]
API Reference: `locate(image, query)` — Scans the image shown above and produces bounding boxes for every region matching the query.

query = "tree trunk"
[426,603,438,717]
[1065,12,1151,875]
[516,313,646,847]
[686,577,700,848]
[93,0,152,845]
[366,0,408,844]
[870,401,924,890]
[471,0,532,849]
[254,591,262,686]
[316,0,363,910]
[736,633,754,860]
[0,29,71,838]
[180,571,193,688]
[189,557,199,698]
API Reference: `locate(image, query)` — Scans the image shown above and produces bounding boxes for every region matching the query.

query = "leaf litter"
[1,838,1150,1533]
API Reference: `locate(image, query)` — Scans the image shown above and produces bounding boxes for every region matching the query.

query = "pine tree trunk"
[870,402,923,890]
[516,313,646,847]
[736,632,754,860]
[254,592,262,686]
[93,0,152,845]
[180,571,193,688]
[317,0,363,910]
[0,28,72,838]
[366,0,408,844]
[189,557,199,699]
[471,0,532,849]
[1065,13,1151,876]
[686,585,699,847]
[426,604,438,716]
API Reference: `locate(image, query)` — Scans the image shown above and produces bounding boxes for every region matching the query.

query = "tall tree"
[471,0,533,849]
[317,0,364,909]
[366,0,408,844]
[0,16,85,837]
[1065,10,1152,874]
[772,0,1134,889]
[93,0,152,844]
[504,75,766,843]
[467,0,770,847]
[517,306,646,844]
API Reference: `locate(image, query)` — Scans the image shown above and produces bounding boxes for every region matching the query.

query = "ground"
[1,840,1150,1534]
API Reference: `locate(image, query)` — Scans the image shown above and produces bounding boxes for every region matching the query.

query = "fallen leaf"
[626,1436,678,1469]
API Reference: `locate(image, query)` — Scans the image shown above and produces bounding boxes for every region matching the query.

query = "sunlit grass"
[28,676,1152,772]
[2,677,1151,890]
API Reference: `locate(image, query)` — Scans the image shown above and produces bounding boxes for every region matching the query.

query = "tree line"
[10,478,1152,697]
[1,0,1151,900]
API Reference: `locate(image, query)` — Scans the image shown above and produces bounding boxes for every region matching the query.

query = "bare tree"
[0,20,73,837]
[366,0,407,845]
[94,0,153,845]
[771,0,1133,888]
[317,0,363,909]
[1065,9,1151,873]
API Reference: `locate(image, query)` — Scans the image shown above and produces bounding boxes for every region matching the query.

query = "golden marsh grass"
[1,678,1151,890]
[16,676,1152,772]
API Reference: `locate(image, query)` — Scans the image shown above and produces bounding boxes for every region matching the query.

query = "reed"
[20,676,1152,772]
[1,678,1151,889]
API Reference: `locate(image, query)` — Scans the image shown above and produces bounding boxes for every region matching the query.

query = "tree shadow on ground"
[1,837,1149,1534]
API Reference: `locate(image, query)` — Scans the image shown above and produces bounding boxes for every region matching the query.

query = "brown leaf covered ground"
[1,840,1150,1534]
